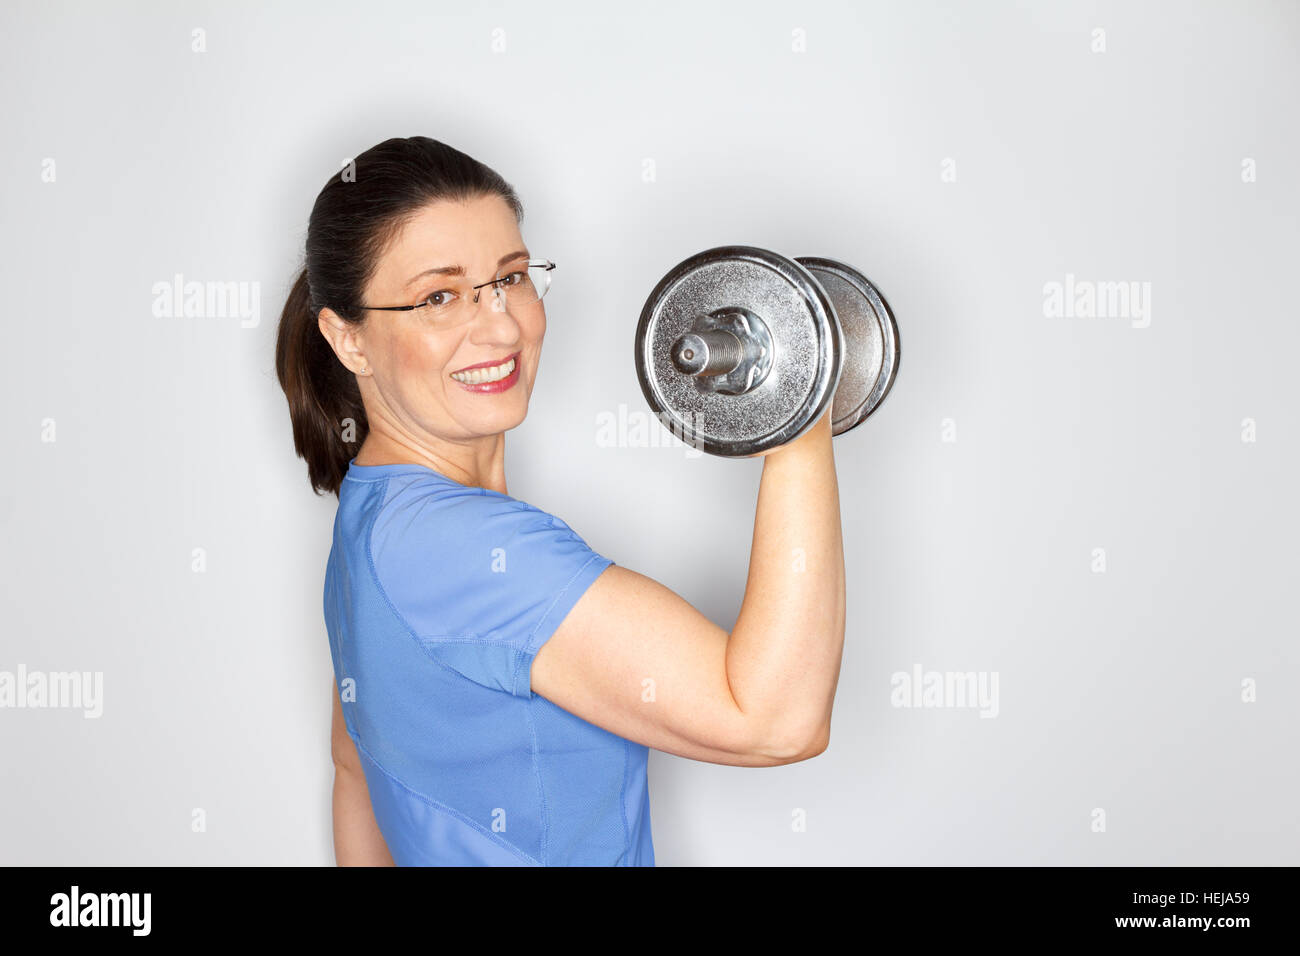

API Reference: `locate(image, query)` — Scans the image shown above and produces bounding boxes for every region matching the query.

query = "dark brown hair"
[275,136,524,497]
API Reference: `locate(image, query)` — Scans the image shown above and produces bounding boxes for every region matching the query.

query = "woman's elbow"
[752,719,830,764]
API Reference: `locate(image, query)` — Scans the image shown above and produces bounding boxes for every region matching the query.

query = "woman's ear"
[318,307,370,375]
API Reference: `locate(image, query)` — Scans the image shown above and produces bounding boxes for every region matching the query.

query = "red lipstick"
[450,351,521,394]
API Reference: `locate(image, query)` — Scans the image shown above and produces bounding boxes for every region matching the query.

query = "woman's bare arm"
[530,407,845,766]
[330,682,395,866]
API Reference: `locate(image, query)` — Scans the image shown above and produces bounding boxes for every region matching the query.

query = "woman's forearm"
[332,763,395,866]
[330,681,395,865]
[728,408,846,754]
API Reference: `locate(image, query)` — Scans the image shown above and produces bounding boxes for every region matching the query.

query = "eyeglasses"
[361,258,555,329]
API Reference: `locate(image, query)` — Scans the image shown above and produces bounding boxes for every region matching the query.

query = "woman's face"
[348,193,544,449]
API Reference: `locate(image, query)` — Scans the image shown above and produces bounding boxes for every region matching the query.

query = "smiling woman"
[274,136,846,868]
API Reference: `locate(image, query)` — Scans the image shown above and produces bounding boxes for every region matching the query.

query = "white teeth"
[451,357,516,384]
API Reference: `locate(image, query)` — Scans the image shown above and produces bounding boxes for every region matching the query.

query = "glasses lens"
[419,263,551,327]
[417,281,474,325]
[497,262,551,308]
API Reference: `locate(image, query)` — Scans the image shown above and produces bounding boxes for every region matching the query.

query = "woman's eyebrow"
[403,249,530,288]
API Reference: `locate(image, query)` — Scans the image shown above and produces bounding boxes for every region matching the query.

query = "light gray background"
[1,0,1295,865]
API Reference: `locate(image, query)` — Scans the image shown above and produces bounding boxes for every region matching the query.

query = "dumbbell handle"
[670,330,744,377]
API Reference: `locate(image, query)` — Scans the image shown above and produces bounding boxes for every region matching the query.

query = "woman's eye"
[501,272,524,286]
[424,289,455,308]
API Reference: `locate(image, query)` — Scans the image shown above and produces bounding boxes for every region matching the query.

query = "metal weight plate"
[795,257,899,436]
[635,246,843,457]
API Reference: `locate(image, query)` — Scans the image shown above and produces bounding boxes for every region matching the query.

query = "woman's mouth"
[449,352,521,393]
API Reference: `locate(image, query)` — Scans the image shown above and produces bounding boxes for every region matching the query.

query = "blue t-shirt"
[323,458,654,866]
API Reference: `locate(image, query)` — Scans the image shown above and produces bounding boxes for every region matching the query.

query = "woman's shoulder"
[358,471,610,634]
[366,470,571,553]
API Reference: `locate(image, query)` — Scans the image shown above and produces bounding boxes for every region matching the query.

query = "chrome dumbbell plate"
[635,245,897,457]
[796,257,899,436]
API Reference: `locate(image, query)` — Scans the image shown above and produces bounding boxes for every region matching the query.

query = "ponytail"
[274,267,367,497]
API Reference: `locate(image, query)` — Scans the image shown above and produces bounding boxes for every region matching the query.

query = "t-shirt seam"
[620,737,631,865]
[360,479,499,693]
[515,552,609,866]
[410,554,607,662]
[508,552,607,697]
[342,469,532,508]
[522,696,548,865]
[351,732,540,866]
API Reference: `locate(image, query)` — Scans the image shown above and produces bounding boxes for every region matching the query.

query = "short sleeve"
[368,478,614,699]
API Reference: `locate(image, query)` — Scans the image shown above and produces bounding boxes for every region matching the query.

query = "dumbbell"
[634,245,900,456]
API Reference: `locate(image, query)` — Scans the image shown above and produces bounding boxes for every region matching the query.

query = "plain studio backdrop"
[1,0,1296,866]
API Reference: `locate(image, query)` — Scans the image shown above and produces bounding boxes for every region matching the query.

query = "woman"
[275,136,846,866]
